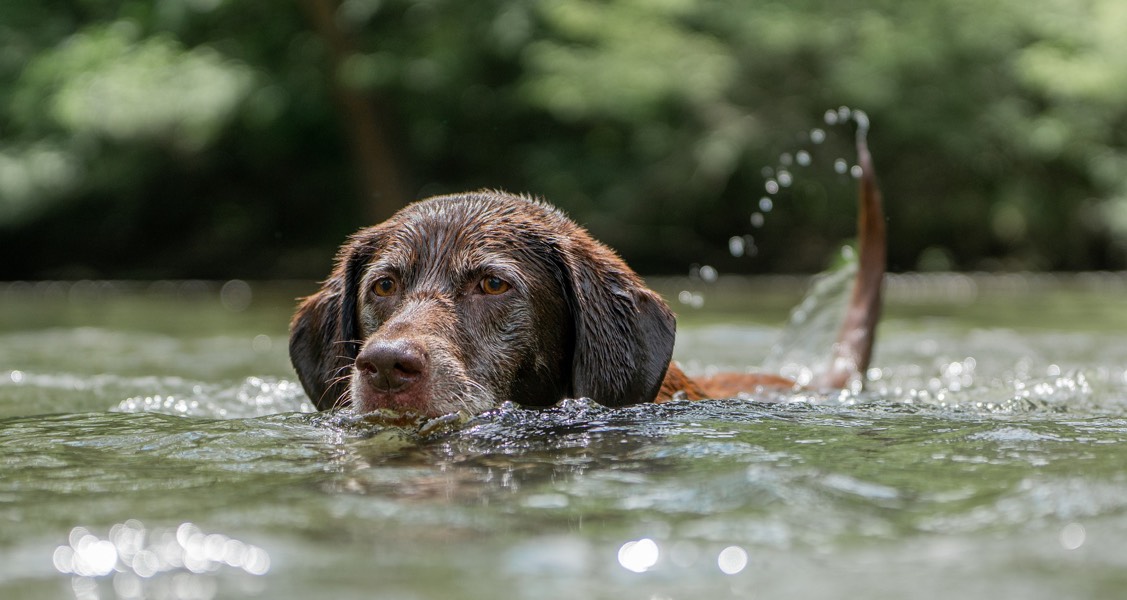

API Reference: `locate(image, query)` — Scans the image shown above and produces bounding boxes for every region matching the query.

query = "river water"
[1,275,1126,599]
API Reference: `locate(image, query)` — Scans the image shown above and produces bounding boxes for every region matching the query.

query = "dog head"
[288,192,676,417]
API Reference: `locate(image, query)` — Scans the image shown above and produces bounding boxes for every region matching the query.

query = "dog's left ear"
[289,232,378,410]
[556,231,676,407]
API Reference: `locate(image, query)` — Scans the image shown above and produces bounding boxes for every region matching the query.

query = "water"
[2,276,1127,599]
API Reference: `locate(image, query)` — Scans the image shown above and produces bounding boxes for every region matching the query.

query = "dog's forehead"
[420,194,559,231]
[375,193,566,273]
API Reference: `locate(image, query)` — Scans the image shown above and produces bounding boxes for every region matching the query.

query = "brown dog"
[289,134,884,417]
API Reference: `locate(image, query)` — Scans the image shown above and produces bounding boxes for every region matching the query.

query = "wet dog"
[289,134,884,418]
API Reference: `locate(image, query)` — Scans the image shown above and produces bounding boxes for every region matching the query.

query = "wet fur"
[289,193,677,415]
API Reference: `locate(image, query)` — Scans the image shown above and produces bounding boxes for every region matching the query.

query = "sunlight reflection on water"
[617,538,659,573]
[717,545,749,575]
[115,376,314,417]
[53,521,269,600]
[3,276,1127,599]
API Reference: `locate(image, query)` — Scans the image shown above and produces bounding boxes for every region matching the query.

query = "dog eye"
[480,276,511,295]
[373,277,398,297]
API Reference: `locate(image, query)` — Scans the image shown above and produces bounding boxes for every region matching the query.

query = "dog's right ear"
[552,228,677,407]
[289,231,379,410]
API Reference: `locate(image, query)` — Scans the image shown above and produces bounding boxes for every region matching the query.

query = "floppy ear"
[288,233,377,410]
[556,232,677,407]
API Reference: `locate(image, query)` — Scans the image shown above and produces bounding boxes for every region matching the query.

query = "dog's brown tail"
[816,114,886,389]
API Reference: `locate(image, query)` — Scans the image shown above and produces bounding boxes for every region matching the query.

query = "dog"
[289,134,884,418]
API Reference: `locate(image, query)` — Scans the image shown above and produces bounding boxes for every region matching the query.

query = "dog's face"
[289,192,676,418]
[346,197,575,416]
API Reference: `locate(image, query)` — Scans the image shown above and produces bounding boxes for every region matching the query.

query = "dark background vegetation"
[2,0,1126,280]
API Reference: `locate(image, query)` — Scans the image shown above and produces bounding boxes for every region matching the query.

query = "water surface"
[2,276,1126,599]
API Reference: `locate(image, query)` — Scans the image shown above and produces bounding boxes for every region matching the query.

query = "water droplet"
[1060,522,1085,550]
[69,527,92,549]
[743,235,758,256]
[823,110,838,125]
[750,212,765,227]
[838,106,852,121]
[241,546,271,575]
[220,280,252,312]
[834,158,848,174]
[77,538,117,576]
[728,236,745,257]
[699,265,718,283]
[52,546,75,574]
[618,538,660,573]
[765,180,779,194]
[796,150,811,166]
[850,164,863,179]
[759,197,774,212]
[131,550,160,578]
[810,128,826,144]
[777,170,793,187]
[717,546,749,575]
[853,109,870,130]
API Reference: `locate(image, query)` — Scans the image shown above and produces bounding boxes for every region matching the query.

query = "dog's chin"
[349,378,496,419]
[351,387,434,418]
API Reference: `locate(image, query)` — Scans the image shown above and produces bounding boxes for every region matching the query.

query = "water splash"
[685,106,872,316]
[115,376,314,417]
[762,247,858,387]
[740,105,869,242]
[680,264,719,308]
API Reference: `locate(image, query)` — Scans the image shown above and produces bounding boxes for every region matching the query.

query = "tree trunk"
[301,0,409,223]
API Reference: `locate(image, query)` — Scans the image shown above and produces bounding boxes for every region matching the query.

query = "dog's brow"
[460,255,530,286]
[418,247,528,289]
[365,254,408,279]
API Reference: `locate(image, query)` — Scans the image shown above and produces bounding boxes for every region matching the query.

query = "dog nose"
[355,339,427,392]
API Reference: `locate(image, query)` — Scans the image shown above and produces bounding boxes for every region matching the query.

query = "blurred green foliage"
[1,0,1126,278]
